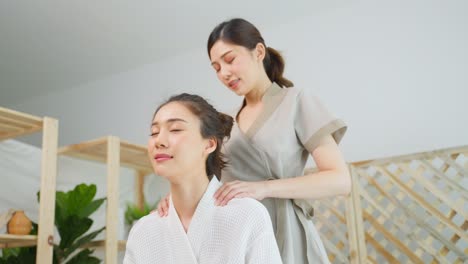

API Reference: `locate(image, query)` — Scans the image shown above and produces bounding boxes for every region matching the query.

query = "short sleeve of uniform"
[294,88,347,153]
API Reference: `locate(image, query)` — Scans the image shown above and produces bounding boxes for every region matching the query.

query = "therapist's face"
[209,40,265,96]
[148,102,213,183]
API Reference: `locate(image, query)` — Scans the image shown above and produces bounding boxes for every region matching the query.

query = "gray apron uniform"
[222,82,347,264]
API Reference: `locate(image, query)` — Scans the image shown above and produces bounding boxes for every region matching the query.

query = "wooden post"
[36,117,58,264]
[136,171,146,211]
[106,136,119,264]
[346,165,367,264]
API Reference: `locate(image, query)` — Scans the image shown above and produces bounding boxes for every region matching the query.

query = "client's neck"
[170,172,210,232]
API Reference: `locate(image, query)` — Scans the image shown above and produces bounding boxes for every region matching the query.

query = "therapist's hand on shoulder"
[155,193,170,217]
[214,180,268,206]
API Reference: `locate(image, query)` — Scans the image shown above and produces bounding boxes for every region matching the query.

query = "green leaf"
[30,222,38,235]
[62,227,105,260]
[55,191,69,221]
[54,184,104,228]
[0,246,36,263]
[53,245,63,264]
[54,184,103,220]
[1,247,20,258]
[124,199,158,226]
[67,184,97,215]
[66,249,101,264]
[77,198,105,219]
[58,216,93,249]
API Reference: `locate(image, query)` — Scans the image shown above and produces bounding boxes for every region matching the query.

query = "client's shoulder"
[128,212,166,236]
[126,212,172,254]
[218,198,270,222]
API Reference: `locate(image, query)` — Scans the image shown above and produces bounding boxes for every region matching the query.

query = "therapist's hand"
[152,193,170,217]
[214,180,268,206]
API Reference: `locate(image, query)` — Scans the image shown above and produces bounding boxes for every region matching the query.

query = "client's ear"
[205,138,217,155]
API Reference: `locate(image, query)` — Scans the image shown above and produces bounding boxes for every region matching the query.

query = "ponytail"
[264,47,294,88]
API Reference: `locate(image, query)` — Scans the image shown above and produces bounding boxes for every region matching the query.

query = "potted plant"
[0,183,106,264]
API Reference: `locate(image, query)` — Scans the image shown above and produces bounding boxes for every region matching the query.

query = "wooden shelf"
[0,106,58,263]
[58,136,151,263]
[0,234,37,248]
[0,106,43,140]
[58,137,152,173]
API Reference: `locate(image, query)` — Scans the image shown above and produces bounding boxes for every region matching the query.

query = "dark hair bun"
[219,113,234,138]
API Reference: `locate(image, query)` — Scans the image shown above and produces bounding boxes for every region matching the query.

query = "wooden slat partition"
[308,192,353,263]
[349,145,468,263]
[309,145,467,263]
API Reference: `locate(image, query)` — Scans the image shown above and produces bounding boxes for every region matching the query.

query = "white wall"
[12,0,468,163]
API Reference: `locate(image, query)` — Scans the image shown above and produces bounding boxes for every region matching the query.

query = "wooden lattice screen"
[306,168,365,264]
[312,195,351,263]
[349,145,468,263]
[311,145,467,263]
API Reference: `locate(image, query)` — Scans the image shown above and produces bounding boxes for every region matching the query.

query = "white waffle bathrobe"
[123,177,282,264]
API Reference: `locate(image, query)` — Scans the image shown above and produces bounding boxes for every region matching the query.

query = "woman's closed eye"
[224,56,235,63]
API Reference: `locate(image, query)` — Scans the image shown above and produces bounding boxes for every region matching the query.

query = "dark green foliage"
[124,199,159,226]
[0,184,105,264]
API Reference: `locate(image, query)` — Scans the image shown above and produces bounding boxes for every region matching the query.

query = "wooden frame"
[349,145,468,263]
[0,106,58,264]
[58,136,152,263]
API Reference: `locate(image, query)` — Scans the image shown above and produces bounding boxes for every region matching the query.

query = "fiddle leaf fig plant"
[53,183,106,263]
[0,183,106,264]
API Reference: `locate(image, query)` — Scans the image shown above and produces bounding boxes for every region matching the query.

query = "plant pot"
[7,210,32,235]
